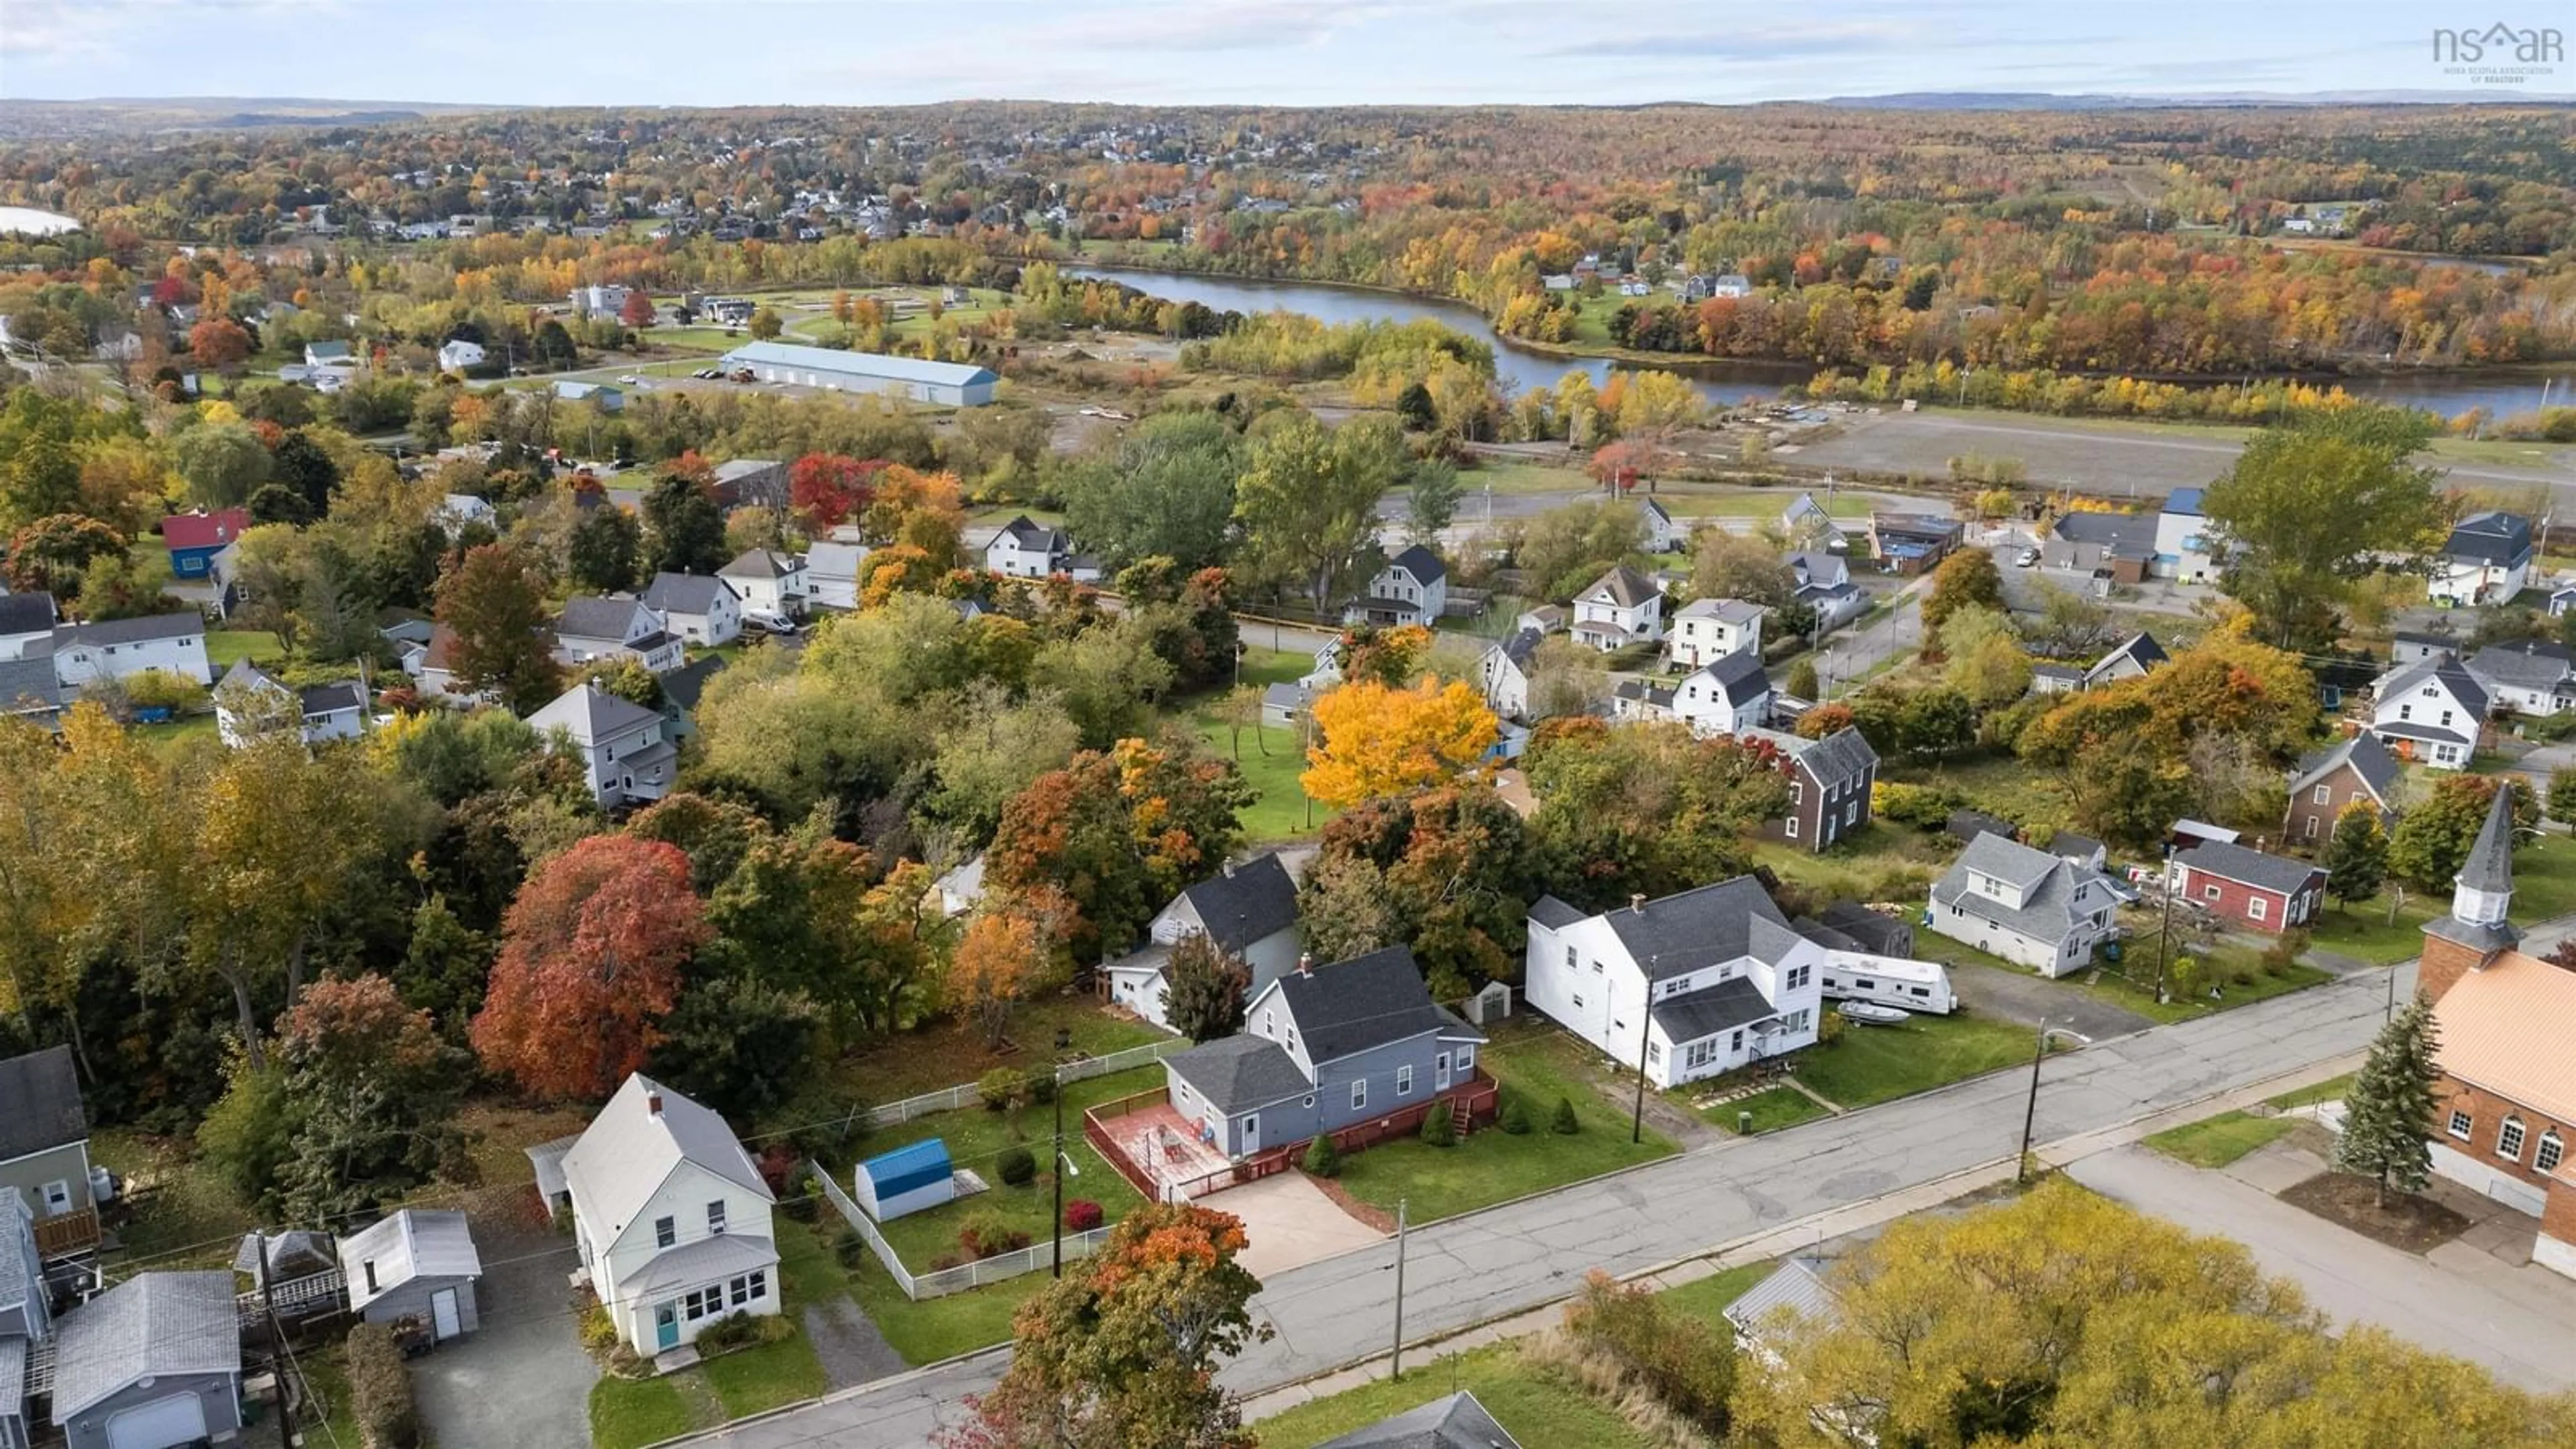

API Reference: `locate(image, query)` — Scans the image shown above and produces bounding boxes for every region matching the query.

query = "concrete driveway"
[1943,959,2153,1042]
[2070,1144,2576,1393]
[412,1199,598,1449]
[1222,1172,1387,1283]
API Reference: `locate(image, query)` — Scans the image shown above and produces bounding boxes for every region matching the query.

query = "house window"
[2498,1118,2526,1161]
[708,1201,727,1235]
[1397,1065,1414,1096]
[1729,1029,1744,1052]
[1786,965,1811,991]
[1845,802,1859,826]
[1457,1046,1474,1072]
[2441,710,2455,727]
[729,1270,767,1306]
[684,1285,724,1321]
[1352,1079,1368,1112]
[1564,946,1575,971]
[1591,959,1603,974]
[1647,1042,1662,1063]
[2249,897,2267,922]
[2448,1110,2473,1140]
[2202,883,2222,902]
[1682,1040,1716,1070]
[2538,1131,2565,1174]
[2400,704,2413,720]
[2312,784,2331,805]
[2305,815,2320,840]
[655,1216,676,1248]
[1786,817,1799,839]
[1572,993,1584,1008]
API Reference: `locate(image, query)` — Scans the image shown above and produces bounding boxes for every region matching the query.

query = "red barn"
[2168,839,2324,934]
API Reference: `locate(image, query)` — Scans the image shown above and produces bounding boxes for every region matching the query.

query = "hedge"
[344,1322,421,1449]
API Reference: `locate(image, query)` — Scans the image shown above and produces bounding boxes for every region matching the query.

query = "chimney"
[1222,859,1236,879]
[646,1090,664,1119]
[1296,953,1312,977]
[1631,893,1648,915]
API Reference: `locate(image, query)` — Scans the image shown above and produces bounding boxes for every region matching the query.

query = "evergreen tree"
[1163,933,1249,1044]
[2545,769,2567,824]
[2333,991,2441,1206]
[2322,800,2389,908]
[644,466,728,577]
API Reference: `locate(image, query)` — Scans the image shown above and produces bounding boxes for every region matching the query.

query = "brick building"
[2414,784,2576,1282]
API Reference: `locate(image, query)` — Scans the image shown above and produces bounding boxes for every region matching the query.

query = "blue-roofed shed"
[854,1138,955,1221]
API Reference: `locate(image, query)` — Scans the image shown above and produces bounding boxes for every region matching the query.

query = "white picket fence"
[811,1163,1114,1300]
[861,1037,1187,1128]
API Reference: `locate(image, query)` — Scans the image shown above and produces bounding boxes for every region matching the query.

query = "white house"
[2466,640,2576,717]
[1479,629,1543,720]
[1926,832,2121,977]
[527,682,676,807]
[50,613,211,689]
[2367,654,2489,770]
[541,1075,779,1356]
[553,596,683,673]
[984,517,1070,579]
[1104,854,1302,1032]
[303,341,354,370]
[1672,651,1773,737]
[212,660,364,747]
[568,284,633,319]
[0,592,59,661]
[718,549,811,621]
[2151,487,2222,584]
[1665,598,1763,672]
[437,493,498,532]
[436,339,488,373]
[1570,564,1664,651]
[1523,877,1825,1089]
[1346,545,1448,627]
[1640,498,1686,553]
[642,573,742,647]
[806,541,871,610]
[1788,551,1865,629]
[2426,512,2534,608]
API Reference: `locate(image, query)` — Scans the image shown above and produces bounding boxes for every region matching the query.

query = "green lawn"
[1792,1012,2043,1109]
[2308,896,2443,964]
[1177,647,1328,844]
[2080,953,2332,1022]
[851,1265,1044,1366]
[2269,1073,2355,1112]
[134,711,220,754]
[589,1375,702,1449]
[205,629,282,670]
[1250,1339,1655,1449]
[1708,1084,1831,1134]
[849,1066,1156,1273]
[591,1217,841,1444]
[2145,1110,2298,1169]
[824,994,1163,1109]
[1654,1258,1776,1321]
[1330,1021,1678,1225]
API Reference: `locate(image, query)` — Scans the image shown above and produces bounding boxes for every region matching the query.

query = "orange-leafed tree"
[186,317,253,372]
[945,1203,1268,1449]
[861,464,968,569]
[948,906,1054,1050]
[619,289,657,329]
[471,836,710,1100]
[1301,677,1499,809]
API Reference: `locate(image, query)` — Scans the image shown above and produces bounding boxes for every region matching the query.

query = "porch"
[34,1202,101,1258]
[1085,1097,1236,1201]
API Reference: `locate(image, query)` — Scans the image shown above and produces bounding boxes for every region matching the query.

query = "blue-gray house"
[1160,947,1487,1158]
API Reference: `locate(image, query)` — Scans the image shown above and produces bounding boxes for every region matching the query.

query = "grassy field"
[1711,1084,1831,1133]
[824,993,1163,1108]
[851,1263,1044,1366]
[1250,1338,1656,1449]
[1882,755,2077,837]
[1331,1020,1679,1224]
[2145,1110,2298,1169]
[1177,647,1325,844]
[1794,1012,2044,1109]
[1748,828,1957,906]
[205,629,282,670]
[1459,456,1595,495]
[2307,896,2443,963]
[1655,1258,1777,1320]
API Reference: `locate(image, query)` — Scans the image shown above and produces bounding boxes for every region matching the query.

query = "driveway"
[1943,959,2153,1042]
[2068,1144,2576,1393]
[1222,1171,1387,1282]
[412,1194,598,1449]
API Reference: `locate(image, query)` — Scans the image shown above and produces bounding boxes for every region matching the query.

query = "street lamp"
[1050,1027,1081,1279]
[2015,1019,2092,1185]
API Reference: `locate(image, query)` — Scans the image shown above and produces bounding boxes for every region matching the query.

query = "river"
[0,206,80,237]
[1068,265,2576,421]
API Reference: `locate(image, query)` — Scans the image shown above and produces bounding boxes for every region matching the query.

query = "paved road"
[1803,572,1928,698]
[680,956,2420,1449]
[2070,1144,2576,1392]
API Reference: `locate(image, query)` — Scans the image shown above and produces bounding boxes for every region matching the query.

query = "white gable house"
[718,549,811,621]
[1479,629,1543,721]
[1666,598,1763,672]
[553,596,683,673]
[213,660,364,747]
[51,612,212,689]
[985,517,1069,579]
[2367,655,2489,770]
[1346,545,1448,627]
[544,1075,779,1355]
[642,572,742,647]
[1523,878,1826,1089]
[1570,565,1664,652]
[1104,854,1303,1032]
[1673,651,1773,737]
[1927,833,2121,977]
[528,682,676,807]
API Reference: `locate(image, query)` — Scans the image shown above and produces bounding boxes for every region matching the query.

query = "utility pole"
[255,1230,292,1449]
[2153,842,2176,1003]
[1051,1060,1067,1279]
[2016,1022,2049,1185]
[1631,962,1654,1144]
[1389,1197,1409,1379]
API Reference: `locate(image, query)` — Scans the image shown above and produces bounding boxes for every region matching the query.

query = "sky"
[5,0,2573,108]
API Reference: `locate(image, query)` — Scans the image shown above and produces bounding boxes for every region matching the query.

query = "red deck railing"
[1084,1069,1501,1202]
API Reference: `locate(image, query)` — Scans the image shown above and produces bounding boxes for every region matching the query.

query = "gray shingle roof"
[1316,1391,1522,1449]
[1173,854,1299,956]
[299,680,364,716]
[1529,894,1588,930]
[994,516,1065,553]
[625,1232,778,1297]
[2176,840,2323,897]
[1389,544,1447,587]
[233,1229,336,1281]
[2051,510,2157,559]
[1741,724,1878,790]
[527,681,661,743]
[1579,564,1660,610]
[2289,734,2400,806]
[1695,650,1772,708]
[0,592,57,635]
[1165,1035,1315,1116]
[1597,877,1798,982]
[1613,679,1676,711]
[2088,631,2167,681]
[1676,596,1764,624]
[2375,655,2491,720]
[1931,835,2104,947]
[2443,511,2532,566]
[2467,641,2576,690]
[1498,627,1543,669]
[557,596,647,641]
[643,572,738,616]
[1651,975,1776,1042]
[50,1271,241,1421]
[1271,946,1461,1063]
[661,654,728,714]
[0,1045,85,1161]
[1813,901,1911,956]
[0,657,61,715]
[559,1075,772,1256]
[719,547,803,581]
[52,611,202,651]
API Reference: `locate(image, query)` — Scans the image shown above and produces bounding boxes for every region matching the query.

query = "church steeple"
[2422,781,2523,1002]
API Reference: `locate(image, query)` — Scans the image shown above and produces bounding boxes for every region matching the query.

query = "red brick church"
[2416,783,2576,1281]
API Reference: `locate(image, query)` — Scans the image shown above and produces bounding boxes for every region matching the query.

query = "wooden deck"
[34,1203,100,1258]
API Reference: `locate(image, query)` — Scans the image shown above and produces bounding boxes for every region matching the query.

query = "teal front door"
[655,1303,679,1350]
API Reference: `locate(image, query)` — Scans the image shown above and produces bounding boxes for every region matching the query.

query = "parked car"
[2015,547,2040,568]
[730,368,755,382]
[618,374,643,384]
[694,368,721,379]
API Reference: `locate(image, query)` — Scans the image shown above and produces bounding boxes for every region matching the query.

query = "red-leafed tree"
[788,453,883,533]
[470,837,711,1100]
[619,289,657,329]
[187,317,253,372]
[150,274,196,309]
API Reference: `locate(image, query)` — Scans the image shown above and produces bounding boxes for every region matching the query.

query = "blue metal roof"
[2165,487,2204,517]
[718,341,997,388]
[861,1138,953,1199]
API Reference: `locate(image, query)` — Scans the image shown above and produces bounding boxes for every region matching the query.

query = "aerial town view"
[1,2,2575,1446]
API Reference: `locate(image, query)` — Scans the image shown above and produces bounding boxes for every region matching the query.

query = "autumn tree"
[619,289,657,329]
[2202,407,2449,649]
[2387,773,2534,892]
[748,307,784,339]
[1299,786,1540,995]
[5,514,127,600]
[2323,800,2389,907]
[859,464,968,570]
[645,453,729,576]
[1919,545,2006,643]
[173,421,273,508]
[1061,412,1240,572]
[1522,719,1790,910]
[1232,410,1402,616]
[434,543,562,714]
[949,1203,1267,1449]
[950,908,1053,1050]
[187,316,254,372]
[987,741,1251,961]
[787,453,881,534]
[1302,677,1498,809]
[2334,992,2442,1207]
[1337,623,1434,690]
[471,836,711,1100]
[566,502,641,592]
[272,973,470,1220]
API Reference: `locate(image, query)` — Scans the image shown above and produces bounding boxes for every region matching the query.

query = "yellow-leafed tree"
[1301,677,1498,809]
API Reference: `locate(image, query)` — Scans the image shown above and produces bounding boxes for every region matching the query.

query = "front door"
[431,1287,462,1341]
[40,1179,72,1216]
[1436,1052,1452,1092]
[654,1303,679,1351]
[1241,1114,1259,1152]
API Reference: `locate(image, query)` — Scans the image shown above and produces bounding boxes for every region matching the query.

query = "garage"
[104,1393,205,1449]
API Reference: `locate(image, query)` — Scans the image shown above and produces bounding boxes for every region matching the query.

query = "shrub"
[1499,1095,1534,1134]
[2260,930,2308,977]
[345,1322,422,1448]
[2229,969,2255,987]
[1818,1006,1848,1048]
[127,668,207,713]
[1026,1070,1058,1106]
[996,1146,1037,1187]
[756,1142,802,1196]
[979,1067,1029,1112]
[834,1227,867,1269]
[1551,1095,1581,1134]
[578,1305,620,1352]
[1873,780,1957,830]
[928,1252,965,1272]
[959,1210,1031,1260]
[696,1311,765,1353]
[1064,1199,1104,1232]
[1563,1269,1737,1434]
[1419,1099,1457,1147]
[1303,1133,1343,1178]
